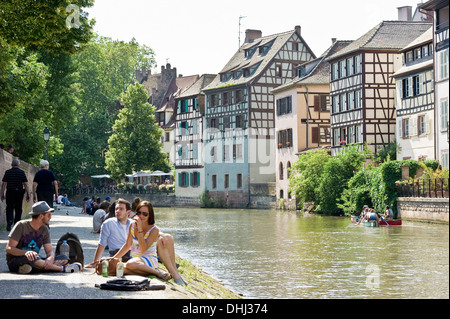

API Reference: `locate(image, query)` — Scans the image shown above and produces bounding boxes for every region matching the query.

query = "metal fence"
[397,178,449,198]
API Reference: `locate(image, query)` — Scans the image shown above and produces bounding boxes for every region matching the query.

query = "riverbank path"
[0,205,196,299]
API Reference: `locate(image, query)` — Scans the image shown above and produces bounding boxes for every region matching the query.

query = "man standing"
[1,159,30,231]
[6,201,82,274]
[33,160,58,208]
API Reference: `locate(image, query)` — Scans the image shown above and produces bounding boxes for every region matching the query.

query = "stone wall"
[397,197,449,223]
[0,150,39,227]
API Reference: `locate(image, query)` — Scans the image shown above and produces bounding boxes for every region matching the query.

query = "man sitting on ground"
[6,201,82,274]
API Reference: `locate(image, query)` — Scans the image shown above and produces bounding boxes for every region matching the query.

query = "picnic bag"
[95,276,166,291]
[55,232,84,266]
[96,257,121,276]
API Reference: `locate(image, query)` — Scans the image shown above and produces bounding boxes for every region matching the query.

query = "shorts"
[7,254,68,273]
[139,255,158,269]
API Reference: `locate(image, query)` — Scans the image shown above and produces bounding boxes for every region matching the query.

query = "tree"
[105,83,170,180]
[0,0,94,55]
[317,144,372,214]
[288,149,330,210]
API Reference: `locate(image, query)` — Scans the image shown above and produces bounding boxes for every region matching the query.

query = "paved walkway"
[0,206,195,299]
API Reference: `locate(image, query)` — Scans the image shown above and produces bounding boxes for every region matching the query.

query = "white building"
[420,0,449,169]
[394,28,435,161]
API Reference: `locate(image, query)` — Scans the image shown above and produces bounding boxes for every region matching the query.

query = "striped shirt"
[130,223,158,268]
[2,167,27,190]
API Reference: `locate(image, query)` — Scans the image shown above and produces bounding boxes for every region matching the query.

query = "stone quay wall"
[397,197,449,223]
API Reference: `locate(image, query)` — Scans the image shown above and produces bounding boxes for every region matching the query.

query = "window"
[354,55,362,74]
[355,90,362,108]
[439,49,449,80]
[333,128,340,146]
[332,63,339,80]
[222,92,229,105]
[348,92,354,110]
[277,129,293,148]
[339,60,347,78]
[235,90,243,103]
[210,94,216,107]
[276,96,292,116]
[442,152,449,170]
[279,162,284,180]
[191,172,200,187]
[178,172,189,187]
[413,75,423,96]
[348,126,355,144]
[418,115,426,135]
[347,58,354,76]
[403,118,410,138]
[287,162,291,179]
[275,64,282,77]
[223,145,230,162]
[441,100,448,131]
[234,144,243,160]
[224,174,229,189]
[402,78,412,98]
[212,175,217,189]
[339,94,347,112]
[332,95,339,113]
[355,125,362,143]
[414,48,422,60]
[237,174,242,189]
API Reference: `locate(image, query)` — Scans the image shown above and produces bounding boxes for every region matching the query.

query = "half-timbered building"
[326,20,432,156]
[393,28,435,161]
[271,39,351,209]
[420,0,449,169]
[174,74,216,205]
[202,26,315,207]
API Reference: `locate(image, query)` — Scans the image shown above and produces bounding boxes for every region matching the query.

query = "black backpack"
[55,232,84,266]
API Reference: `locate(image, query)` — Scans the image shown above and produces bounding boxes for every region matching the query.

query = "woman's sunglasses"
[136,211,149,217]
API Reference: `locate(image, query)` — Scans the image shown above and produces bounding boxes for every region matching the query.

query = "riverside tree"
[105,83,170,180]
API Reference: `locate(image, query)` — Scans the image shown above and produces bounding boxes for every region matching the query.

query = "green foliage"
[317,144,372,214]
[288,149,330,209]
[0,0,94,55]
[339,167,375,216]
[105,83,169,180]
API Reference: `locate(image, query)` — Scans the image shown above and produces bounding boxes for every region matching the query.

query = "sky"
[85,0,427,76]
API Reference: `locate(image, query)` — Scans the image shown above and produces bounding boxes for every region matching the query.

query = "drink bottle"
[116,258,124,277]
[60,240,70,259]
[102,260,108,277]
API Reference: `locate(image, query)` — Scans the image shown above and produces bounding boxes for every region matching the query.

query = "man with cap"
[6,201,82,274]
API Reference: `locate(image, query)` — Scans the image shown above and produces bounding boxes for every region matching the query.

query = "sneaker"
[18,264,32,274]
[64,263,82,273]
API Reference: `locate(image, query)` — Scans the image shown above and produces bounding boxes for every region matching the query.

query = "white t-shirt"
[93,209,108,232]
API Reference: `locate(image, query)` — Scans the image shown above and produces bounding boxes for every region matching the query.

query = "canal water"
[155,208,449,299]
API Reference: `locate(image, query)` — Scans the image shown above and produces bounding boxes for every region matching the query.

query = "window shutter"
[178,173,182,187]
[197,172,201,187]
[312,127,319,144]
[190,173,193,186]
[314,95,320,112]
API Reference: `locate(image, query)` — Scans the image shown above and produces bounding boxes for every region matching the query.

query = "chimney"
[295,25,301,36]
[245,29,262,43]
[397,6,412,21]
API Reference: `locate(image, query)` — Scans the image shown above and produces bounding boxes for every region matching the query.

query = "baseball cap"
[29,201,54,216]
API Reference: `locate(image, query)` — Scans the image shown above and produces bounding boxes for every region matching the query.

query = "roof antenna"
[239,15,247,49]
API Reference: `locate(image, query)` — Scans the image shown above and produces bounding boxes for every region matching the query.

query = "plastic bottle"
[116,258,124,278]
[102,260,108,277]
[60,240,70,259]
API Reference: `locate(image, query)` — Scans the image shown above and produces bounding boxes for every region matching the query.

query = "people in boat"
[364,209,380,224]
[384,205,394,221]
[358,205,370,222]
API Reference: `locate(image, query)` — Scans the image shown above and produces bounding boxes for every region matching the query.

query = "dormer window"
[259,40,274,56]
[220,72,232,82]
[245,46,257,59]
[243,62,261,78]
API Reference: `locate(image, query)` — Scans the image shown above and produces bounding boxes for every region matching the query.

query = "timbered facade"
[202,26,315,207]
[174,74,216,203]
[327,21,432,156]
[272,39,351,209]
[394,28,435,161]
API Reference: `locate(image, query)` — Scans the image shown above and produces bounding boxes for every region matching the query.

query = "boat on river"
[351,215,402,226]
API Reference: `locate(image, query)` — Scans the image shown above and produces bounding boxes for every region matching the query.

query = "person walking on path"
[1,159,30,231]
[33,160,58,208]
[5,201,82,274]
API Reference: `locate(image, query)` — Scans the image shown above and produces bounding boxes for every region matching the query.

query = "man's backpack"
[55,232,84,266]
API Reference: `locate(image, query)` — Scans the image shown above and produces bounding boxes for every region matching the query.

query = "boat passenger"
[384,206,394,221]
[365,209,379,223]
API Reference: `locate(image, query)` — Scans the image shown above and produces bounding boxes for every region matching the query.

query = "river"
[155,207,449,299]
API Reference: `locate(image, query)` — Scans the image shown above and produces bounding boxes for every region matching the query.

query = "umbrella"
[91,174,110,178]
[131,171,152,177]
[149,170,171,176]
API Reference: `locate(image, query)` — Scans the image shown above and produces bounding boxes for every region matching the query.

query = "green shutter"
[178,173,182,187]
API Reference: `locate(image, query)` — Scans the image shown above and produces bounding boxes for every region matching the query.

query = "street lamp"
[43,126,50,160]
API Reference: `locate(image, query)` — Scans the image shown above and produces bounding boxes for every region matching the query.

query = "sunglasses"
[136,211,149,217]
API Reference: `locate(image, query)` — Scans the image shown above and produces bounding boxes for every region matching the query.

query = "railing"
[61,185,175,196]
[397,178,449,198]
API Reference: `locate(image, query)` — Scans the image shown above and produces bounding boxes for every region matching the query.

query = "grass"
[158,255,242,299]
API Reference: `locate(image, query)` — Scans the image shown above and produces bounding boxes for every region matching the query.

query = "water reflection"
[155,208,449,299]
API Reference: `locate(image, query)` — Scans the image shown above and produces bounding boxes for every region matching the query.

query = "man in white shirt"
[85,198,185,284]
